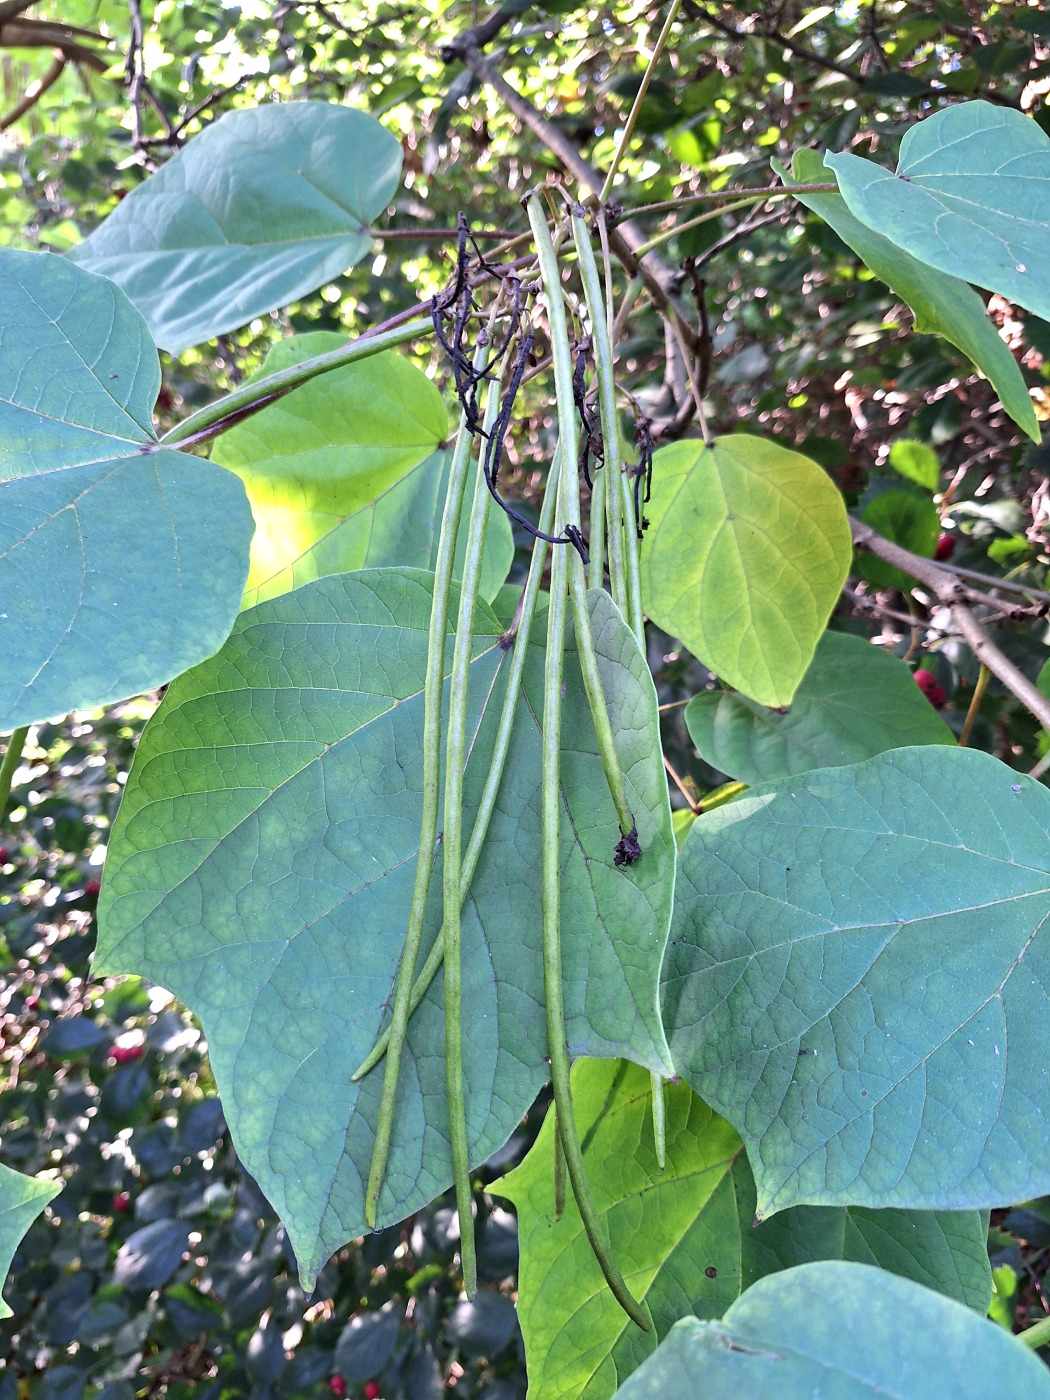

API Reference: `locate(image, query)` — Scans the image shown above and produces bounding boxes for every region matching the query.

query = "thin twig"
[663,754,700,813]
[599,0,684,203]
[850,517,1050,734]
[934,560,1050,606]
[125,0,146,152]
[620,183,838,219]
[0,52,64,130]
[449,42,696,353]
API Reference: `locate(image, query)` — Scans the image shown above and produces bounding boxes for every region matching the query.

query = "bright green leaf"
[825,102,1050,330]
[778,148,1039,444]
[672,807,697,848]
[889,438,941,491]
[640,435,851,707]
[664,746,1050,1219]
[96,571,673,1287]
[215,332,512,607]
[685,631,954,785]
[0,1163,60,1320]
[497,1060,990,1400]
[0,249,253,731]
[856,489,939,590]
[212,332,447,604]
[610,1262,1050,1400]
[69,104,402,355]
[989,1264,1019,1330]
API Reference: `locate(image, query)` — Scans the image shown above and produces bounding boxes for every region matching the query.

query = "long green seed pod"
[0,726,28,821]
[620,469,646,642]
[540,453,650,1333]
[440,358,504,1296]
[351,460,560,1083]
[363,333,493,1231]
[528,193,636,849]
[577,209,665,1156]
[573,206,631,621]
[586,450,607,592]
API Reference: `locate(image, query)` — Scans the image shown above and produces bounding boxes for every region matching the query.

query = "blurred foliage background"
[3,1,1050,1394]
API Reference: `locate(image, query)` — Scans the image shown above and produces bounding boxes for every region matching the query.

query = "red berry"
[24,994,39,1011]
[111,1191,131,1214]
[85,878,102,898]
[327,1378,347,1399]
[111,1043,144,1064]
[914,669,947,708]
[0,847,8,862]
[934,532,955,561]
[363,1384,381,1400]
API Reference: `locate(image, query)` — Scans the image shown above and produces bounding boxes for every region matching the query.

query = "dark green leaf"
[0,250,253,731]
[96,571,674,1286]
[857,489,938,589]
[69,104,402,354]
[664,747,1050,1218]
[334,1301,403,1380]
[685,631,954,785]
[445,1292,518,1356]
[112,1219,190,1291]
[826,102,1050,327]
[610,1262,1050,1399]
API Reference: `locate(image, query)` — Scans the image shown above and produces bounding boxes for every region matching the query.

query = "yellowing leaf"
[640,435,850,707]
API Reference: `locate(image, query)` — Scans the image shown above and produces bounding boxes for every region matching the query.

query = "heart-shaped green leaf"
[640,435,851,707]
[685,631,954,786]
[889,439,941,491]
[0,1163,61,1320]
[497,1059,989,1400]
[0,249,253,731]
[664,746,1050,1219]
[69,103,402,354]
[611,1262,1050,1400]
[825,102,1050,327]
[856,489,939,590]
[96,571,673,1287]
[778,148,1039,443]
[212,332,511,607]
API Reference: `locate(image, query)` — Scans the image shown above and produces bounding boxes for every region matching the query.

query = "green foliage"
[0,1163,60,1320]
[498,1059,989,1399]
[640,436,851,707]
[69,104,402,354]
[780,149,1040,443]
[610,1263,1050,1399]
[665,748,1050,1218]
[0,249,253,732]
[5,9,1050,1396]
[97,571,673,1286]
[212,333,454,604]
[856,489,940,589]
[684,631,954,785]
[827,102,1050,327]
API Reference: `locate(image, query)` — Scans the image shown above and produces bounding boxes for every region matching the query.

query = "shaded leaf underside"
[664,746,1050,1219]
[0,248,252,730]
[97,569,674,1286]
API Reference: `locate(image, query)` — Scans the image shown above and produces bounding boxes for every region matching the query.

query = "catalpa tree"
[3,3,1050,1396]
